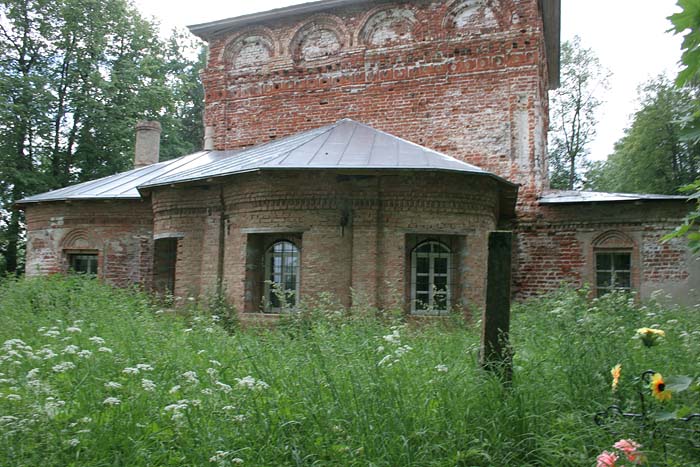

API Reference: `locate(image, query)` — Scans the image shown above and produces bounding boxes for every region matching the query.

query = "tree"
[548,36,610,190]
[0,0,205,274]
[665,0,700,253]
[586,77,700,194]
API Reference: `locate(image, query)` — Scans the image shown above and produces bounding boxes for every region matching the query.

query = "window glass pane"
[415,293,429,310]
[434,293,447,310]
[614,253,631,270]
[416,275,430,292]
[434,276,448,291]
[614,272,631,289]
[434,257,448,275]
[416,244,432,253]
[596,253,611,270]
[597,272,611,288]
[70,254,97,275]
[264,241,300,311]
[416,256,429,273]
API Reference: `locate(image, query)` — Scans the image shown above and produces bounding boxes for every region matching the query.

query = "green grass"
[0,276,698,466]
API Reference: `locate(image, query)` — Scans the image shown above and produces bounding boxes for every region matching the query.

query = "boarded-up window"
[153,238,178,294]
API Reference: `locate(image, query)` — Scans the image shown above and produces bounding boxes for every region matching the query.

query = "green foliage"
[586,77,700,194]
[0,0,205,273]
[1,277,699,466]
[548,36,610,190]
[665,1,700,254]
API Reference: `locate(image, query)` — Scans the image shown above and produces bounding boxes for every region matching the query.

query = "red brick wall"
[151,170,500,315]
[201,0,549,209]
[24,201,153,288]
[514,201,699,304]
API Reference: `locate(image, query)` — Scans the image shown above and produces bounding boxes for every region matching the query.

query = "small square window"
[595,251,631,297]
[69,254,98,275]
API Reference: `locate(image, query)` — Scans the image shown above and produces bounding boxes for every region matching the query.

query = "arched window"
[264,241,300,312]
[411,241,451,314]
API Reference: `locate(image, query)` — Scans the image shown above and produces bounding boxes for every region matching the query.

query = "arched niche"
[443,0,505,34]
[592,230,635,249]
[289,15,348,64]
[60,228,95,250]
[358,7,417,47]
[222,28,277,71]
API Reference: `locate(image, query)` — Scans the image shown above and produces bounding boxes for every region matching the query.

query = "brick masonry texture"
[20,0,699,311]
[150,171,499,313]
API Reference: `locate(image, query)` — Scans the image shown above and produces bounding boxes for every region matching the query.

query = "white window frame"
[410,241,451,315]
[595,250,632,297]
[263,240,301,313]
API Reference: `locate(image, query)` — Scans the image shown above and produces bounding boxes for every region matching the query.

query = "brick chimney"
[134,121,161,169]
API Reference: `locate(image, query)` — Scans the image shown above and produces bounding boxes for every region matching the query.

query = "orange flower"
[650,373,672,401]
[611,364,621,391]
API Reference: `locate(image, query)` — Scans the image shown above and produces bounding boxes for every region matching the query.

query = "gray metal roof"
[139,119,512,189]
[16,151,233,205]
[539,190,689,205]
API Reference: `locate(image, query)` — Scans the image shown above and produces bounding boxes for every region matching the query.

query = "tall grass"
[0,276,698,466]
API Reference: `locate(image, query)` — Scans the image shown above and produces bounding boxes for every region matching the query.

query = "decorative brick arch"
[592,230,635,249]
[356,6,418,47]
[442,0,511,35]
[288,14,349,65]
[59,228,97,250]
[221,27,278,71]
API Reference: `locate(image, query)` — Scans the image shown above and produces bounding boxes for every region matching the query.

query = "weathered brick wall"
[514,201,700,305]
[151,171,500,315]
[201,0,549,209]
[24,201,154,288]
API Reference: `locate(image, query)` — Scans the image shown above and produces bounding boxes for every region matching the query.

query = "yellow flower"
[636,327,665,347]
[637,327,665,337]
[650,373,671,401]
[611,364,621,392]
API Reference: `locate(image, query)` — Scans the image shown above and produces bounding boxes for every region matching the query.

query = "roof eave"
[188,0,367,40]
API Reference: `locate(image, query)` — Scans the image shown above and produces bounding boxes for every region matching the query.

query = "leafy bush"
[0,277,698,466]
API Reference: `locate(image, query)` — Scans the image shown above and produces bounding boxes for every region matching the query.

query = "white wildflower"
[377,355,393,367]
[206,367,218,378]
[122,367,139,375]
[103,397,121,406]
[376,345,385,353]
[169,385,181,394]
[181,371,199,384]
[38,348,57,360]
[44,399,66,418]
[204,327,215,333]
[0,416,18,424]
[231,414,246,422]
[66,438,80,447]
[235,376,269,391]
[52,361,76,373]
[382,329,401,344]
[43,330,61,338]
[6,394,22,401]
[231,458,243,464]
[222,405,236,411]
[136,364,153,372]
[62,345,80,354]
[77,350,93,359]
[141,379,156,392]
[201,388,214,395]
[26,368,40,380]
[435,364,449,373]
[66,327,82,333]
[209,451,230,463]
[88,336,105,345]
[209,359,222,367]
[215,381,232,393]
[97,347,113,353]
[104,381,122,389]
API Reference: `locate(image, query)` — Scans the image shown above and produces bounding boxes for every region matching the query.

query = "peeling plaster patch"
[362,9,416,46]
[297,28,341,61]
[450,0,498,30]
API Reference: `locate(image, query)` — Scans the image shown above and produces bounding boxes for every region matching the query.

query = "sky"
[133,0,685,162]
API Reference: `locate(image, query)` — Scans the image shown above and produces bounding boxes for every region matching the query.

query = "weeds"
[0,276,698,466]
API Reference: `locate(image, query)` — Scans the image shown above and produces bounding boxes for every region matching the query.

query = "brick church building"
[17,0,699,314]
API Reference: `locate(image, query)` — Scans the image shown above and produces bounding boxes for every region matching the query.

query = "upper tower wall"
[191,0,559,206]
